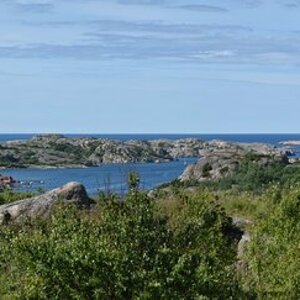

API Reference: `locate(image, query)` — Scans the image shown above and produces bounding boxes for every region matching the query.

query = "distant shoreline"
[0,134,204,169]
[279,140,300,146]
[0,134,299,170]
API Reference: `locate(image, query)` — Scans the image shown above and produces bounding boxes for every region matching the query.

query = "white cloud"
[0,0,298,66]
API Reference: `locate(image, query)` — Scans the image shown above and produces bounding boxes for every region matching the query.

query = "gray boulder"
[0,182,90,225]
[180,153,240,182]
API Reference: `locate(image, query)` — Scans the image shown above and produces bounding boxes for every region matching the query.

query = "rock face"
[280,140,300,146]
[180,141,289,182]
[231,217,253,274]
[0,135,204,168]
[289,157,300,164]
[0,182,90,225]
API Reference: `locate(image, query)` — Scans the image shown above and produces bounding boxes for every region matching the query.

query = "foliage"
[0,190,34,205]
[2,157,300,298]
[242,185,300,298]
[217,158,300,192]
[0,189,242,299]
[0,154,23,168]
[128,171,140,192]
[165,159,300,194]
[49,142,80,154]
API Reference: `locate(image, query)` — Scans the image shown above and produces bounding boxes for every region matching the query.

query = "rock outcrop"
[180,141,289,182]
[289,157,300,164]
[0,182,90,225]
[280,140,300,146]
[0,135,294,171]
[231,217,253,274]
[0,135,205,168]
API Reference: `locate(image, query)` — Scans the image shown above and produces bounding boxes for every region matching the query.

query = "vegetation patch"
[0,189,243,299]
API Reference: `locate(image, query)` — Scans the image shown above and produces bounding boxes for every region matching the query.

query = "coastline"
[280,140,300,146]
[0,134,297,170]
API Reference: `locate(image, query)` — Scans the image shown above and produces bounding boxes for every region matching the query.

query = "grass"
[0,190,34,205]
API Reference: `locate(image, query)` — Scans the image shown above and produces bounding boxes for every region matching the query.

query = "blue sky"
[0,0,300,133]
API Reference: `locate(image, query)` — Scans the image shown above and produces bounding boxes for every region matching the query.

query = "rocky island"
[0,134,205,168]
[0,135,294,175]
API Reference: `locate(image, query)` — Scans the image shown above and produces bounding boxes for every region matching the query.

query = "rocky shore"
[180,140,291,182]
[0,135,293,173]
[0,134,204,168]
[280,140,300,146]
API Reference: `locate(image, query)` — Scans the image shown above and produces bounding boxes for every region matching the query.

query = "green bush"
[0,190,34,205]
[243,185,300,297]
[0,190,242,299]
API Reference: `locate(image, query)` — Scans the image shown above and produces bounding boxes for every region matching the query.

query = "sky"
[0,0,300,133]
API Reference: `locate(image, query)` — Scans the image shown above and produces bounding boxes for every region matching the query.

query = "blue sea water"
[0,134,300,195]
[1,133,300,144]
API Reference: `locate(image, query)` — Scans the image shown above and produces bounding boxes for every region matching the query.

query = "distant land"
[0,134,295,170]
[0,134,204,169]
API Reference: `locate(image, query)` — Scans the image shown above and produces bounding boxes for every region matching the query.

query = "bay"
[1,133,300,195]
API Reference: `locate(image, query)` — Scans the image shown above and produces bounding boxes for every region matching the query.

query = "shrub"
[243,185,300,297]
[0,189,242,299]
[0,190,34,205]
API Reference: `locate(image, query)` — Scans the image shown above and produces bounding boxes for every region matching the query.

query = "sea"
[1,134,300,195]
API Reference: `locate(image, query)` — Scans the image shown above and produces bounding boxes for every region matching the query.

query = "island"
[0,134,293,169]
[0,134,204,168]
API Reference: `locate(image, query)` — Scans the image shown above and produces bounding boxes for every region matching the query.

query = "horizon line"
[1,132,300,135]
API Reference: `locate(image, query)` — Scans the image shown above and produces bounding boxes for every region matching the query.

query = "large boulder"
[0,182,90,225]
[180,153,240,182]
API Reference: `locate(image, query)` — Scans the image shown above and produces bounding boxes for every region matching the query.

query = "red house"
[0,176,15,185]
